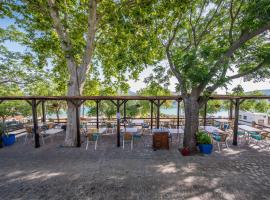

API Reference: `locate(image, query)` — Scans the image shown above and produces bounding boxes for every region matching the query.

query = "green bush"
[196,131,212,144]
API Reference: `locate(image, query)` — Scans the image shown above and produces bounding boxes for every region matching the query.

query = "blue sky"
[1,17,270,94]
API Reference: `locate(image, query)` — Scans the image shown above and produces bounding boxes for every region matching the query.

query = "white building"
[239,111,270,126]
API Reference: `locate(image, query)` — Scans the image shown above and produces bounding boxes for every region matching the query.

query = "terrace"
[1,95,270,199]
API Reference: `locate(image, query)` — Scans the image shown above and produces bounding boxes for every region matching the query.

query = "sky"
[1,17,270,94]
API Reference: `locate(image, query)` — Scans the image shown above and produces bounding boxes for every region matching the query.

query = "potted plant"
[196,131,213,154]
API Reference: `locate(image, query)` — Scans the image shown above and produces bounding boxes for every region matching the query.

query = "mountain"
[247,89,270,95]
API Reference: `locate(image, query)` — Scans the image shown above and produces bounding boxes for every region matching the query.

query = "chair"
[106,122,115,134]
[48,123,54,129]
[24,126,34,144]
[86,130,99,150]
[123,132,133,150]
[250,132,269,148]
[212,133,229,152]
[223,124,230,131]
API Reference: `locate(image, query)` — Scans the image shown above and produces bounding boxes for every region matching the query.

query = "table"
[238,125,263,133]
[200,126,224,134]
[41,128,64,144]
[44,128,64,135]
[214,119,230,123]
[131,119,144,125]
[263,128,270,133]
[87,128,106,135]
[168,128,184,135]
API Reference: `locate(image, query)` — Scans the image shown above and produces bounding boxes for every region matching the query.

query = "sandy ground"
[0,132,270,200]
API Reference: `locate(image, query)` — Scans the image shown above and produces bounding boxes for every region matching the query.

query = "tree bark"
[183,95,200,152]
[64,71,82,146]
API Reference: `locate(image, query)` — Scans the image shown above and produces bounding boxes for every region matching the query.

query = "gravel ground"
[0,133,270,200]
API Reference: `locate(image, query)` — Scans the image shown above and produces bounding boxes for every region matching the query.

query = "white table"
[200,126,224,134]
[238,125,262,133]
[131,119,144,125]
[87,128,106,134]
[263,128,270,133]
[41,128,64,144]
[44,128,64,135]
[168,128,184,134]
[214,119,230,123]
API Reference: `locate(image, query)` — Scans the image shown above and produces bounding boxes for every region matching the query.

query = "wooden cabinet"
[152,132,169,150]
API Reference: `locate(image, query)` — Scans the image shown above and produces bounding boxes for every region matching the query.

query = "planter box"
[198,144,213,154]
[2,134,16,146]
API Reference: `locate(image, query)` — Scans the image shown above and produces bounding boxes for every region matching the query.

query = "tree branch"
[227,61,266,81]
[78,0,98,86]
[196,0,223,46]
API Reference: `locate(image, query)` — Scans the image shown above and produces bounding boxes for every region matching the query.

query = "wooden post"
[233,99,240,145]
[117,100,120,147]
[150,100,153,130]
[41,100,46,123]
[123,100,127,120]
[75,102,81,147]
[177,100,180,128]
[96,100,99,129]
[157,100,160,129]
[229,100,233,120]
[31,99,40,148]
[203,101,207,126]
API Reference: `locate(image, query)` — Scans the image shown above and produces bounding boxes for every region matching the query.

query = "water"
[48,106,229,118]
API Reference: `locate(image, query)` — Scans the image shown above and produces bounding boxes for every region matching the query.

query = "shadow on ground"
[0,134,270,200]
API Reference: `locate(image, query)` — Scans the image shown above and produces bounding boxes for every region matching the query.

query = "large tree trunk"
[183,95,200,152]
[64,73,81,146]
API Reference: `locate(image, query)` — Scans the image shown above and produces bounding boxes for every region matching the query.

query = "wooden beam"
[123,100,127,120]
[75,104,81,147]
[229,100,233,120]
[31,99,40,148]
[203,101,207,126]
[96,100,100,129]
[150,100,153,130]
[0,94,270,101]
[41,100,46,123]
[233,99,240,146]
[177,100,181,128]
[156,100,160,129]
[116,100,120,147]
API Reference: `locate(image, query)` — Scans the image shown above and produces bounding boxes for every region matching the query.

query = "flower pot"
[198,144,213,154]
[2,134,16,146]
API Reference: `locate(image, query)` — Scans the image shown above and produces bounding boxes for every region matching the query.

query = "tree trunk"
[64,73,82,146]
[183,96,200,152]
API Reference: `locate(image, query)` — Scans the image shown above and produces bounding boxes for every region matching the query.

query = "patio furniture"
[238,125,264,144]
[42,128,64,143]
[168,128,184,146]
[212,132,229,152]
[200,126,224,134]
[122,132,133,150]
[250,132,269,148]
[85,128,105,150]
[105,122,115,134]
[152,131,169,150]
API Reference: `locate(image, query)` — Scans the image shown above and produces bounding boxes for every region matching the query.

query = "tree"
[0,85,29,147]
[230,85,269,113]
[155,0,270,151]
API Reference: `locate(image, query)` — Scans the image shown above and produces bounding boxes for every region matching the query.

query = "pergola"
[1,95,270,148]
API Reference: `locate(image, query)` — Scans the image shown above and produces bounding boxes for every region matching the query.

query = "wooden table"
[152,129,169,150]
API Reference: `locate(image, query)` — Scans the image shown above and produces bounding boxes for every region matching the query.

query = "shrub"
[196,131,212,144]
